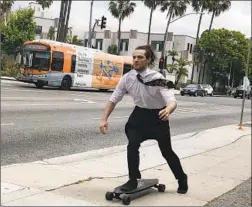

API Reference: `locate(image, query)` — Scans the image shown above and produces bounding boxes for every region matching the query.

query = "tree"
[208,0,231,30]
[174,57,191,86]
[107,44,118,55]
[68,35,83,46]
[142,0,162,44]
[47,26,55,40]
[35,0,53,10]
[160,0,190,61]
[167,49,178,64]
[197,28,249,86]
[1,8,36,55]
[0,0,15,25]
[108,0,136,55]
[191,0,211,44]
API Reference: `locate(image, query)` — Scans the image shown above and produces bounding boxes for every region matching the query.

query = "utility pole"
[238,37,251,130]
[88,0,94,47]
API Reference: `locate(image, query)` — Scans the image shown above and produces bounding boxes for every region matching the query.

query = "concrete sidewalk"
[1,76,16,81]
[1,123,251,206]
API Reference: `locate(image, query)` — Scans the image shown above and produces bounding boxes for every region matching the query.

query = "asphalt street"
[1,80,251,166]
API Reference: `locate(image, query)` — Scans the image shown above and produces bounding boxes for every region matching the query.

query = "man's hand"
[158,108,170,121]
[100,119,108,134]
[159,101,177,121]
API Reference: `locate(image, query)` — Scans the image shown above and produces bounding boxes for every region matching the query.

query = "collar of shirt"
[134,68,165,82]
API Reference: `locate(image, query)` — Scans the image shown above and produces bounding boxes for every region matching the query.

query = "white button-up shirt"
[109,68,177,109]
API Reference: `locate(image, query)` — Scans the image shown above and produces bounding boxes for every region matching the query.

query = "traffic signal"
[101,16,107,29]
[159,57,164,69]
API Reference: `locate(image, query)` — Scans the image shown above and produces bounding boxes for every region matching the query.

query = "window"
[32,51,50,70]
[51,52,64,71]
[187,43,190,51]
[120,39,129,51]
[123,64,132,74]
[95,39,103,50]
[151,41,164,52]
[190,44,192,53]
[84,39,88,47]
[71,55,76,73]
[35,25,42,35]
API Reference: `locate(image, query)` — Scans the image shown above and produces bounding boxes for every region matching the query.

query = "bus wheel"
[35,81,44,89]
[61,76,72,90]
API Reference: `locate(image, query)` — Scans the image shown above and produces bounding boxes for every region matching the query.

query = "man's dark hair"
[135,45,156,67]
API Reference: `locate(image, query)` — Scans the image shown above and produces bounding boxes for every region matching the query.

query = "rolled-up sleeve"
[109,75,127,105]
[160,87,177,105]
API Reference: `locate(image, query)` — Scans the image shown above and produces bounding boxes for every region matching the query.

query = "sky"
[12,1,251,39]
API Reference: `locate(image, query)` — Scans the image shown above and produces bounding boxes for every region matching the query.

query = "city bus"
[16,39,133,91]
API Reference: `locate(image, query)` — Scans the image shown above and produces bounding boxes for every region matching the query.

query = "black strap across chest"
[136,73,174,88]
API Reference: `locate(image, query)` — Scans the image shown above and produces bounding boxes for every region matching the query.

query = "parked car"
[200,84,214,96]
[233,85,251,99]
[180,84,206,97]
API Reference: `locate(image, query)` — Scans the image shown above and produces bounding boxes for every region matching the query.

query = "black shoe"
[120,179,138,192]
[177,174,188,194]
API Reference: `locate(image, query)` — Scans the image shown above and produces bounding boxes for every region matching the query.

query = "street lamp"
[160,12,204,75]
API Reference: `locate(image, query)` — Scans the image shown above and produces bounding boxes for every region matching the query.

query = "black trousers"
[125,105,185,180]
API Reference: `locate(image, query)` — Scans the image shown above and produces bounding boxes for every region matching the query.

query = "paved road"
[1,80,251,166]
[205,177,251,206]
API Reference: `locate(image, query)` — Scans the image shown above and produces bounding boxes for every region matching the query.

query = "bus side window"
[123,64,132,75]
[71,55,76,73]
[51,51,64,71]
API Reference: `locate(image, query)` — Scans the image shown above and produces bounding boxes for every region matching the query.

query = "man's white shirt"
[109,68,177,109]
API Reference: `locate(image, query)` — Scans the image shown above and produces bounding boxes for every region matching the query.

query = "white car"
[200,84,214,96]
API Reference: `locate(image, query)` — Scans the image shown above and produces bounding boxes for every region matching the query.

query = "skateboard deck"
[105,179,166,205]
[114,179,159,194]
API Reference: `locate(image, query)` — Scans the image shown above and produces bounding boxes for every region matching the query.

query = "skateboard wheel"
[105,192,113,201]
[158,184,166,192]
[122,195,131,205]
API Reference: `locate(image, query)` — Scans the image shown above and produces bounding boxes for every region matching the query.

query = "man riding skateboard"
[99,45,188,194]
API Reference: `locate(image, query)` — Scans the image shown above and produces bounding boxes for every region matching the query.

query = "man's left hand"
[158,108,170,121]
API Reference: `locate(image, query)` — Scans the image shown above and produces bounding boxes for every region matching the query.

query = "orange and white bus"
[16,39,133,91]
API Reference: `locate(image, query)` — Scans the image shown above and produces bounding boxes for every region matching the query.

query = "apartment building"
[28,2,59,40]
[84,30,198,83]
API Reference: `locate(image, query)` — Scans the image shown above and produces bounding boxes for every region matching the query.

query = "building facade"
[83,30,198,83]
[28,2,59,40]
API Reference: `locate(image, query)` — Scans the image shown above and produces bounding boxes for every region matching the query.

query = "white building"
[84,30,198,83]
[28,2,59,40]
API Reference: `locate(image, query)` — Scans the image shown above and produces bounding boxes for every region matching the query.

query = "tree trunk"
[161,11,173,58]
[63,0,72,42]
[196,6,204,44]
[191,7,204,84]
[202,62,206,83]
[209,9,215,30]
[117,18,122,55]
[57,0,65,41]
[147,6,154,45]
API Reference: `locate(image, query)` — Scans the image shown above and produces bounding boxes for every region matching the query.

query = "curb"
[1,76,17,81]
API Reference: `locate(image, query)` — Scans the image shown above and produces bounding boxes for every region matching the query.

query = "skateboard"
[105,179,166,205]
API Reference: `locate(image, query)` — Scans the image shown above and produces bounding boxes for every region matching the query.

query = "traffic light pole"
[238,37,251,130]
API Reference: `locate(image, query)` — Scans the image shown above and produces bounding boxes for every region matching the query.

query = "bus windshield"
[22,51,50,71]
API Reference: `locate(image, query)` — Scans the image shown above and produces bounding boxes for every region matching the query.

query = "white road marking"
[73,99,97,103]
[93,116,129,120]
[1,123,15,126]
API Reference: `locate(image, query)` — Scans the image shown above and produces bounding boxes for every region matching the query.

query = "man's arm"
[159,87,177,120]
[101,101,116,121]
[102,75,127,121]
